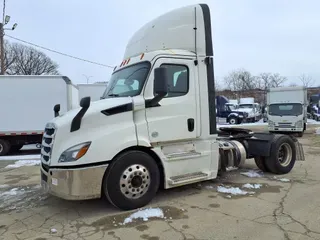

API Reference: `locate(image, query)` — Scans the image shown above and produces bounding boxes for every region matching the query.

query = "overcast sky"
[5,0,320,86]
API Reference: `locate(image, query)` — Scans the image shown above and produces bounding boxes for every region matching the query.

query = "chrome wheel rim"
[278,143,292,167]
[0,144,3,153]
[230,119,236,124]
[120,164,151,199]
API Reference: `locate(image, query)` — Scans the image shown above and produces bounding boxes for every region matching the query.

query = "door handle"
[187,118,194,132]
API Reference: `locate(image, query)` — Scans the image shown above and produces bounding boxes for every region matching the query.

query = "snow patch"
[0,188,25,198]
[241,170,263,178]
[242,183,262,189]
[217,186,254,195]
[0,184,9,189]
[0,154,40,161]
[5,160,40,168]
[279,178,290,182]
[316,128,320,135]
[50,228,57,234]
[123,208,164,224]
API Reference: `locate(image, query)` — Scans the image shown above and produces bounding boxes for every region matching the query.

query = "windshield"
[226,104,236,111]
[268,103,303,116]
[102,62,151,98]
[238,104,253,109]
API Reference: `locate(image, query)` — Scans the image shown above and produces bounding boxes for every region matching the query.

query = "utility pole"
[0,0,17,75]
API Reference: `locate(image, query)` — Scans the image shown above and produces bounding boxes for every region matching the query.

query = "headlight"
[58,142,91,163]
[296,120,303,128]
[268,120,275,126]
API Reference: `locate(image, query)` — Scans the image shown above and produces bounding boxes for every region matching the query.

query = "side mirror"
[154,67,168,96]
[53,104,60,117]
[80,96,91,109]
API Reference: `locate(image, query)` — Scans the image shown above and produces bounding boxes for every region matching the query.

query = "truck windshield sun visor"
[70,96,91,132]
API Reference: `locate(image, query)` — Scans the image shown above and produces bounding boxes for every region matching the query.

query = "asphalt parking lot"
[0,133,320,240]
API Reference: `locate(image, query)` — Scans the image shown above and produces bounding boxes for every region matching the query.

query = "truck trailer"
[267,86,307,137]
[78,83,107,102]
[0,76,79,156]
[40,4,305,210]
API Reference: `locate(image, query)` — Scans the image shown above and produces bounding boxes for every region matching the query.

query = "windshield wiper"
[107,94,120,97]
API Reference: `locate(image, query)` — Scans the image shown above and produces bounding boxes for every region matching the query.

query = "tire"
[10,144,23,152]
[0,139,11,156]
[228,117,238,125]
[264,135,296,174]
[254,156,270,172]
[296,131,304,138]
[103,150,160,211]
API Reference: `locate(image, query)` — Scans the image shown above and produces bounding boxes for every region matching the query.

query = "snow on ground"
[242,183,262,189]
[0,154,40,161]
[273,176,290,182]
[316,128,320,135]
[240,170,264,178]
[5,160,40,168]
[217,186,255,196]
[123,208,164,224]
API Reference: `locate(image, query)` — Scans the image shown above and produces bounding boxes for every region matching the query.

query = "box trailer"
[77,83,107,102]
[267,86,307,137]
[0,75,79,156]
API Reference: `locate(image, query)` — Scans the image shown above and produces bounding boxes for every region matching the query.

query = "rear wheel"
[264,135,296,174]
[103,150,160,211]
[254,156,270,172]
[0,139,10,156]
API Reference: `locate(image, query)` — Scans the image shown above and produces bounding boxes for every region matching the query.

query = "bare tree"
[4,41,59,75]
[224,69,259,91]
[289,82,298,87]
[258,72,287,90]
[299,74,314,88]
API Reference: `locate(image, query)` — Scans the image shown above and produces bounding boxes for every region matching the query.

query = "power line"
[5,34,115,68]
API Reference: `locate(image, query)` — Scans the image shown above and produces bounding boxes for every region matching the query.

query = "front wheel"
[254,156,270,172]
[264,135,296,174]
[228,117,238,125]
[103,150,160,211]
[296,131,304,138]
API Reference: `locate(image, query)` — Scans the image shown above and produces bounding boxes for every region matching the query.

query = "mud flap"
[295,141,305,161]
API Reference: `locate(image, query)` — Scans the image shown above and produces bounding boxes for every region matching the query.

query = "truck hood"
[50,97,133,127]
[238,108,253,113]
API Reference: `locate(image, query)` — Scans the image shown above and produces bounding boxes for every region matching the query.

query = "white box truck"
[78,83,107,102]
[267,86,307,137]
[40,4,304,211]
[0,75,79,156]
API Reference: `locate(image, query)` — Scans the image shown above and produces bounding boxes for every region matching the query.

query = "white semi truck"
[238,98,261,122]
[40,4,305,210]
[0,76,79,156]
[267,86,307,137]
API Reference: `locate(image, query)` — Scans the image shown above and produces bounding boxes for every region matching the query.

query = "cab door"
[144,58,199,143]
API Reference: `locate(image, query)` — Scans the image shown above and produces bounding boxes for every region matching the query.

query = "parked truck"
[238,98,261,122]
[267,86,307,137]
[0,76,79,156]
[78,83,107,102]
[216,95,248,124]
[40,4,304,211]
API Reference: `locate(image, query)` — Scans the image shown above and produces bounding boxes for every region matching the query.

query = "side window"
[160,64,189,98]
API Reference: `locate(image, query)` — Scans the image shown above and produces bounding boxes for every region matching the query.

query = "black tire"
[296,131,304,138]
[103,150,160,211]
[254,156,270,172]
[264,135,296,174]
[228,117,238,125]
[0,139,10,156]
[10,144,23,152]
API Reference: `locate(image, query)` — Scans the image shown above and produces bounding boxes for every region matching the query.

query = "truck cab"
[267,86,307,137]
[40,4,304,211]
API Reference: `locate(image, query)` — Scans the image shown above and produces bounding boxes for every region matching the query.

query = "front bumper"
[40,163,108,200]
[268,127,303,132]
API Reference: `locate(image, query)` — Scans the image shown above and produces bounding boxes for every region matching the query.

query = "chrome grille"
[41,124,56,163]
[277,122,293,128]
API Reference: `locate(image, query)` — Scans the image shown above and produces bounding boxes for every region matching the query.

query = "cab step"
[168,172,208,186]
[165,151,201,160]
